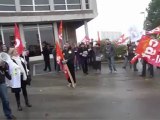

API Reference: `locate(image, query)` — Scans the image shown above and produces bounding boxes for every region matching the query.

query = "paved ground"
[1,62,160,120]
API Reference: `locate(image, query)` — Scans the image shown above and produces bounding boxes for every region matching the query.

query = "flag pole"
[56,21,75,87]
[63,61,75,87]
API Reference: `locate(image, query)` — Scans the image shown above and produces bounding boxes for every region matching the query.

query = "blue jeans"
[108,56,117,72]
[0,83,12,119]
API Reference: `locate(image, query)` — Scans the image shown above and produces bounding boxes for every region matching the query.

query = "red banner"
[114,34,128,45]
[135,35,160,66]
[14,23,24,55]
[56,21,69,80]
[130,54,141,64]
[82,36,90,44]
[58,21,63,47]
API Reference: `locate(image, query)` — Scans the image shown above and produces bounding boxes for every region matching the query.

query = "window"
[85,0,89,9]
[67,0,80,4]
[54,0,65,4]
[67,5,81,10]
[35,0,49,5]
[0,0,15,11]
[24,25,41,56]
[20,0,33,5]
[23,24,54,57]
[3,27,14,47]
[54,0,81,10]
[0,0,15,4]
[39,25,54,51]
[20,0,50,11]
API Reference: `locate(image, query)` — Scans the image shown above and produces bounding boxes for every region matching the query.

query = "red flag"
[58,21,63,46]
[56,41,69,80]
[97,31,101,46]
[135,35,160,66]
[82,36,90,44]
[130,54,141,64]
[135,35,151,54]
[14,23,24,55]
[146,26,160,35]
[56,42,63,64]
[56,21,69,80]
[115,34,129,45]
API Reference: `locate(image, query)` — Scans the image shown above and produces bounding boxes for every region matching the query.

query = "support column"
[19,24,26,48]
[15,0,20,11]
[81,0,86,10]
[49,0,54,11]
[84,21,89,37]
[1,26,5,44]
[53,22,59,43]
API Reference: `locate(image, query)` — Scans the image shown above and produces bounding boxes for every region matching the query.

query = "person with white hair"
[8,48,32,111]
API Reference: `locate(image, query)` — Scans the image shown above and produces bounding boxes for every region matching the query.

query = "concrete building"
[0,0,97,60]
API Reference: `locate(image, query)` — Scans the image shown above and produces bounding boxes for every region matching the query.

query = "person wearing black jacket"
[78,43,88,74]
[42,42,51,72]
[0,60,16,120]
[63,43,76,88]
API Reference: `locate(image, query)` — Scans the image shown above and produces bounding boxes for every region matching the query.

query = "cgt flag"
[58,21,63,47]
[82,36,90,44]
[115,34,128,45]
[134,35,160,66]
[56,41,69,80]
[14,23,24,55]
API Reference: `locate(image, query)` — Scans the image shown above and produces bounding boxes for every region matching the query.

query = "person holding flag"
[56,21,76,88]
[62,43,76,87]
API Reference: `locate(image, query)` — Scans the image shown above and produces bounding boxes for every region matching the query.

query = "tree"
[146,0,160,30]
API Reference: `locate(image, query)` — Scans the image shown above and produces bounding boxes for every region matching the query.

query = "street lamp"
[140,11,146,30]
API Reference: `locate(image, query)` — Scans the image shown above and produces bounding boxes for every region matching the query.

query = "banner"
[115,34,128,45]
[135,35,160,66]
[82,36,90,44]
[14,23,24,55]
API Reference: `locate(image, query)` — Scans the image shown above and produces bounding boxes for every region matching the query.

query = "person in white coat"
[8,48,31,111]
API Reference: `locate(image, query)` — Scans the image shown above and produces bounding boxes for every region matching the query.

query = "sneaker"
[18,105,22,111]
[134,69,138,71]
[139,74,145,77]
[72,83,76,88]
[7,115,16,120]
[122,66,126,69]
[67,83,72,87]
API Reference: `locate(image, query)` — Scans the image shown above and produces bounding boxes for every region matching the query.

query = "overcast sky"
[76,0,151,42]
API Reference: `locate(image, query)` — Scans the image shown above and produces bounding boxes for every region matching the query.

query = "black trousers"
[94,61,101,70]
[67,63,76,83]
[142,60,154,76]
[81,58,88,74]
[44,59,51,71]
[13,81,29,107]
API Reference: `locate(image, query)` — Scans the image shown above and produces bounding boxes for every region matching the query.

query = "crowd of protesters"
[0,36,158,119]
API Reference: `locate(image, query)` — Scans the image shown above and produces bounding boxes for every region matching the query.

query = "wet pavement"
[1,62,160,120]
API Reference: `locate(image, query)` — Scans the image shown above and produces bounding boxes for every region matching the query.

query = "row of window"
[0,0,90,11]
[0,24,55,56]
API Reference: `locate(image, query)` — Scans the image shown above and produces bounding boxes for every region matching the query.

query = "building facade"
[0,0,97,60]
